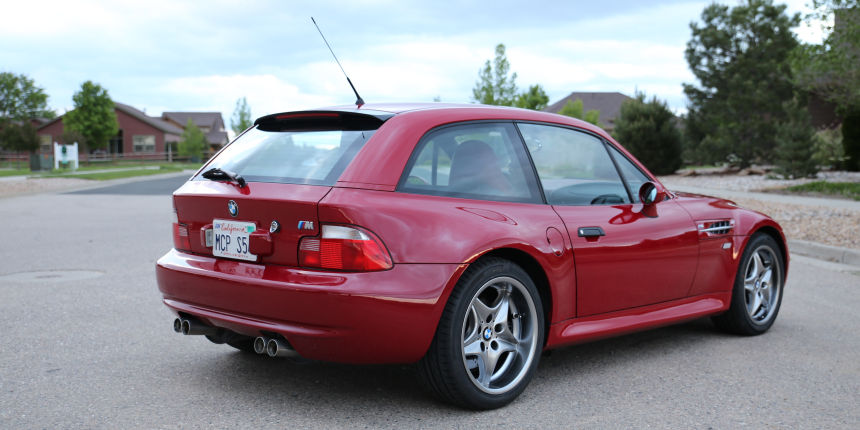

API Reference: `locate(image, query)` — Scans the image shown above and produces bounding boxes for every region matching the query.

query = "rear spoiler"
[255,110,394,132]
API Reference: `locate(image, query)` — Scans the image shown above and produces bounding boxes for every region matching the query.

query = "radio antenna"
[311,17,365,107]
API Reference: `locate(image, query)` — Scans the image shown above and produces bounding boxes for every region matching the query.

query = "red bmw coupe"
[157,103,787,409]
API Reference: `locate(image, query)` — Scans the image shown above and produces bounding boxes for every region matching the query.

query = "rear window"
[199,127,376,186]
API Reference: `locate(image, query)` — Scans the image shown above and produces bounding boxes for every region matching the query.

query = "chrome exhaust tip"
[266,338,299,358]
[173,318,183,333]
[253,337,268,354]
[180,318,217,336]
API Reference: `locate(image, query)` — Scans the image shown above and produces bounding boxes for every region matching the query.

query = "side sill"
[546,293,731,350]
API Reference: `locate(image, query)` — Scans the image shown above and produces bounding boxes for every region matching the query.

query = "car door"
[517,123,699,316]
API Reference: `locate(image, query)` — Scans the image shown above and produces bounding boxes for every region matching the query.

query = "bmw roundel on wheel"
[157,103,788,410]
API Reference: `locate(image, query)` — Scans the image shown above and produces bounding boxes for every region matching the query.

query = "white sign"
[53,142,79,170]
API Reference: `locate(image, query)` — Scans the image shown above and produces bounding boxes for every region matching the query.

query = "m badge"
[297,221,314,230]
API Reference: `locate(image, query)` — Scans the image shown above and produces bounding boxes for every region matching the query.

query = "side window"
[607,144,652,203]
[399,122,540,203]
[518,123,629,205]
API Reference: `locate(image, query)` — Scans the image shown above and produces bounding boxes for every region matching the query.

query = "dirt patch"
[0,177,94,198]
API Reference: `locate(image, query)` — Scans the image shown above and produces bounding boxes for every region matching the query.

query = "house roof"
[206,130,229,145]
[36,102,184,135]
[544,92,634,127]
[162,112,223,129]
[114,103,184,135]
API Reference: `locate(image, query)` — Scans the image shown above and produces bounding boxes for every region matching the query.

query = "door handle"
[577,226,605,238]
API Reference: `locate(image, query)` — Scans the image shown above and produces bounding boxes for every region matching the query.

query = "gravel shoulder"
[0,177,95,198]
[660,172,860,250]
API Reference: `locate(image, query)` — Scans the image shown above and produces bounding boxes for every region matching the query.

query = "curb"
[788,240,860,268]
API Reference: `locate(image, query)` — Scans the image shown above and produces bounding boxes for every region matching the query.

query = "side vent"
[697,219,734,237]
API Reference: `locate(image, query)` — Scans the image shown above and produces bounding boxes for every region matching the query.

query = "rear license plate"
[212,219,257,262]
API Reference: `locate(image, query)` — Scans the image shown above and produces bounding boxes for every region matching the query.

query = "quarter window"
[399,122,540,203]
[517,123,629,205]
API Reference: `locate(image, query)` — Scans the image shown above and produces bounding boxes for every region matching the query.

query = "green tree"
[612,93,682,175]
[683,0,800,167]
[584,110,600,125]
[774,97,818,178]
[792,2,860,170]
[230,97,252,134]
[0,72,53,153]
[558,99,600,125]
[0,72,54,122]
[0,122,38,152]
[179,118,206,162]
[64,81,118,150]
[559,99,583,118]
[514,84,549,110]
[472,44,518,106]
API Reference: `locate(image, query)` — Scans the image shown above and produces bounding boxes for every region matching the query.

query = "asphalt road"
[1,178,858,429]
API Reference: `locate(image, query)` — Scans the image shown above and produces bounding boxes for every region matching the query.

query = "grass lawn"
[785,181,860,201]
[67,166,185,180]
[50,161,201,173]
[0,168,31,177]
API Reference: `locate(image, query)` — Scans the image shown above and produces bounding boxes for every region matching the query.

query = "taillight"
[172,202,191,252]
[299,225,393,271]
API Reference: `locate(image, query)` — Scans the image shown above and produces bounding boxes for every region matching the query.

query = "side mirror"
[638,181,665,206]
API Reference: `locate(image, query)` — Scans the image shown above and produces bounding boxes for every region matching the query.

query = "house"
[37,102,183,158]
[161,111,229,153]
[544,92,634,133]
[36,103,229,159]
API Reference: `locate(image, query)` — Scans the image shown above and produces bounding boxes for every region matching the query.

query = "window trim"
[396,120,544,204]
[132,134,156,153]
[603,140,667,202]
[602,141,635,203]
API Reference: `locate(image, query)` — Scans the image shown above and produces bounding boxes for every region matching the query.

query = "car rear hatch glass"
[175,111,385,267]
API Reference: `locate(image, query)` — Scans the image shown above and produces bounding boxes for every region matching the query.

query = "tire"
[419,257,544,410]
[713,233,785,335]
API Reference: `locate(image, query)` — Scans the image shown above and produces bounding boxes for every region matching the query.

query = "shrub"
[612,94,682,175]
[812,126,846,170]
[843,111,860,171]
[774,99,818,178]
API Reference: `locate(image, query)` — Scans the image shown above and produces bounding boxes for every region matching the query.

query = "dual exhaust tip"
[172,318,298,358]
[173,317,217,336]
[254,336,299,358]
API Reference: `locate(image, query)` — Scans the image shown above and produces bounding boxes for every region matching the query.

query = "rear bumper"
[156,249,464,363]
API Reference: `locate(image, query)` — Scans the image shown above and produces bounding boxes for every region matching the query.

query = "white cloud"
[4,0,832,123]
[161,74,338,119]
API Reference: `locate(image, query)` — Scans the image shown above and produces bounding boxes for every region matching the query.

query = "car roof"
[269,102,604,133]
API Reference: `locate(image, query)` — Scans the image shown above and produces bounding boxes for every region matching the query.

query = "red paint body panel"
[555,199,699,316]
[173,180,329,266]
[547,293,731,348]
[157,249,464,363]
[317,187,577,322]
[156,103,789,364]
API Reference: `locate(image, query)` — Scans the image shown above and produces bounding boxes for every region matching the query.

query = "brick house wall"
[36,103,183,158]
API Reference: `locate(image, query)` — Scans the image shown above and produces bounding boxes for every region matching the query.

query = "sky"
[1,0,827,133]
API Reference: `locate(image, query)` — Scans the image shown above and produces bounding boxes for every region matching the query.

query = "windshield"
[199,127,376,186]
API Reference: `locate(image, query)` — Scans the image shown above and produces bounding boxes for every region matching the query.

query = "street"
[1,176,858,429]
